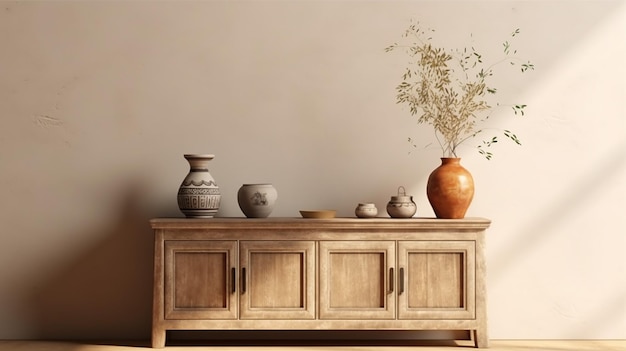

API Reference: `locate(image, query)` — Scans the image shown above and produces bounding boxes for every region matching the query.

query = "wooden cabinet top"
[150,217,491,231]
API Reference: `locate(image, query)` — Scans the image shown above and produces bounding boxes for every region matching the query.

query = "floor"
[0,340,624,351]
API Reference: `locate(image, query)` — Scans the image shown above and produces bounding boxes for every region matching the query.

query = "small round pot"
[237,184,278,218]
[355,203,378,218]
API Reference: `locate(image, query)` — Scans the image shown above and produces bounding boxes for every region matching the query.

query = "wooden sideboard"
[150,217,491,348]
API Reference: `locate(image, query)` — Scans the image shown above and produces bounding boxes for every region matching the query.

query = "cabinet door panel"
[398,241,475,320]
[164,240,237,320]
[240,241,315,319]
[249,252,303,308]
[329,252,385,308]
[174,252,227,308]
[409,252,464,308]
[319,241,395,319]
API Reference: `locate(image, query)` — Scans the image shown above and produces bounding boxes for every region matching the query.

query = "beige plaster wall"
[0,0,624,340]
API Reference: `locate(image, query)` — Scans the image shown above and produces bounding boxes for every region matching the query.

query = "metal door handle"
[242,267,246,293]
[389,267,394,293]
[231,267,236,293]
[399,267,405,294]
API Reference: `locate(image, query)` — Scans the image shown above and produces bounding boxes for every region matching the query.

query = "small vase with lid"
[386,186,417,218]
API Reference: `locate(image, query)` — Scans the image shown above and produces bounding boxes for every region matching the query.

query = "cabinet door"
[164,240,237,320]
[397,241,475,319]
[239,241,316,319]
[319,241,396,319]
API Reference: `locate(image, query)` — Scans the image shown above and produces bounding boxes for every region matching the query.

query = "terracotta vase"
[177,154,221,218]
[426,158,474,219]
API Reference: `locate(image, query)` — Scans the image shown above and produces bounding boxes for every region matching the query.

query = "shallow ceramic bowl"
[299,210,337,219]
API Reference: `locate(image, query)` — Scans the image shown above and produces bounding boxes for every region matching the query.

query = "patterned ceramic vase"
[426,158,474,219]
[237,184,278,218]
[177,154,221,218]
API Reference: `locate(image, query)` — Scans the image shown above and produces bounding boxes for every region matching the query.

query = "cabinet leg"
[473,329,489,348]
[151,328,166,348]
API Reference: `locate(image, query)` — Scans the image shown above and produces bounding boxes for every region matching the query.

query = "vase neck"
[440,157,462,165]
[184,155,213,171]
[441,157,461,166]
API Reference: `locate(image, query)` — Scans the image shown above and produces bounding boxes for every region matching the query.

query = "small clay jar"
[386,186,417,218]
[355,203,378,218]
[237,183,278,218]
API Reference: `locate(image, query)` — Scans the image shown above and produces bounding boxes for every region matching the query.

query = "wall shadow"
[30,181,160,341]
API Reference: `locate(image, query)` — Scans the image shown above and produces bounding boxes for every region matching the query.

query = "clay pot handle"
[397,186,407,196]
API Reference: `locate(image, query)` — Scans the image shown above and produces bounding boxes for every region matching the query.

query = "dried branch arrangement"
[385,22,534,159]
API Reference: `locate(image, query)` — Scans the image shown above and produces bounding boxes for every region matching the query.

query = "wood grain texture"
[239,241,315,320]
[174,252,227,308]
[328,252,384,308]
[409,252,463,308]
[164,241,237,321]
[151,218,490,348]
[398,241,475,321]
[319,241,395,320]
